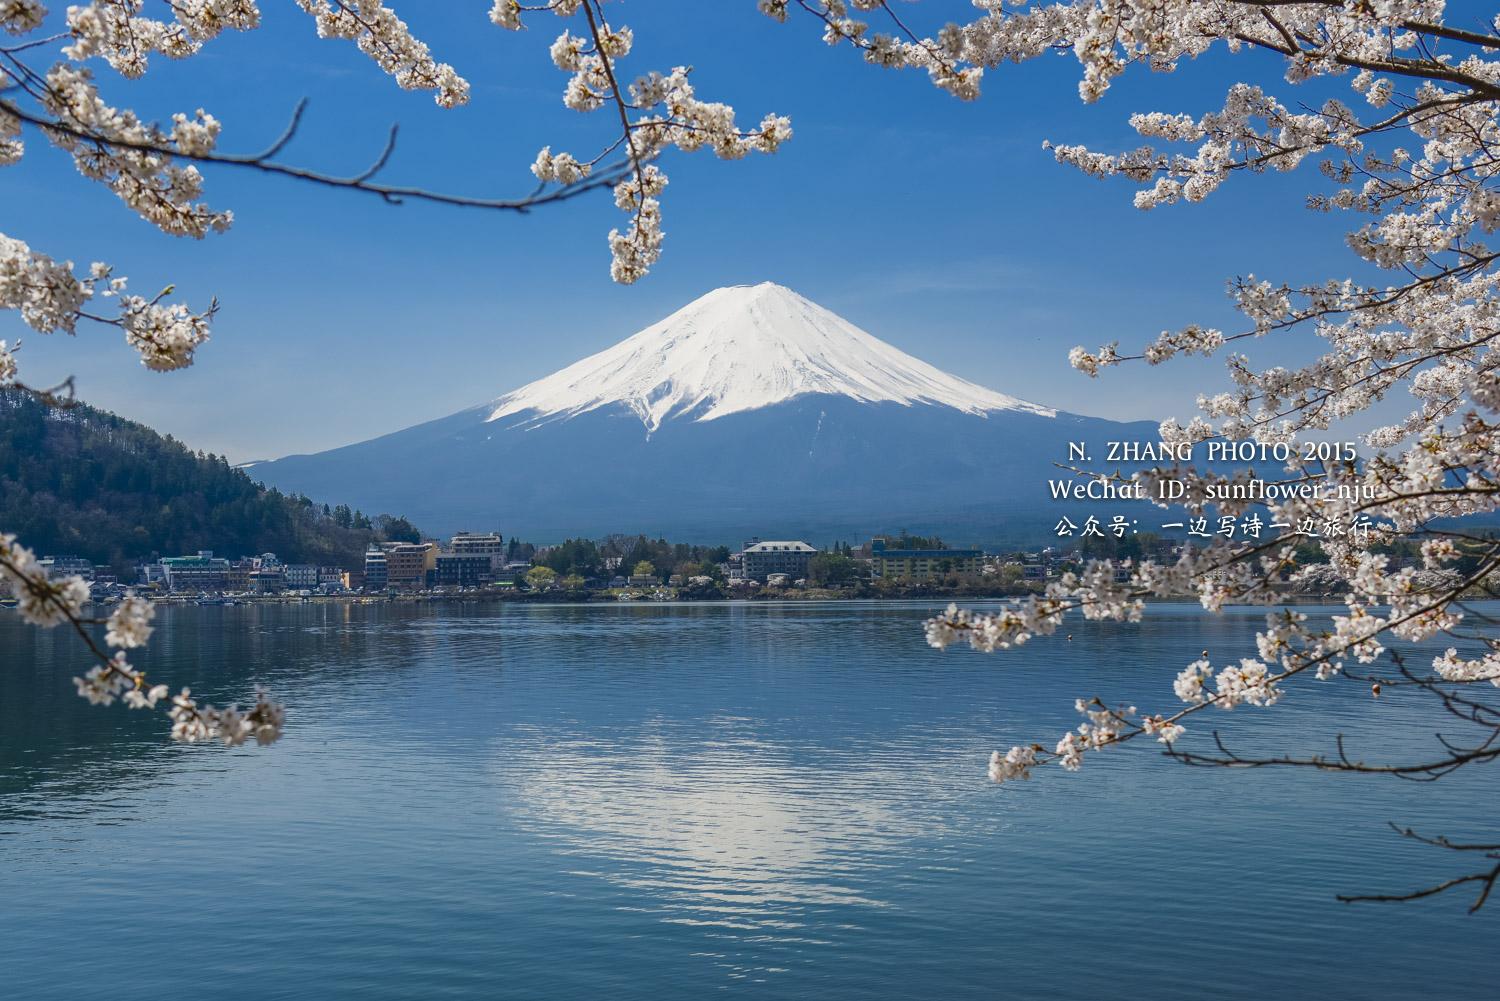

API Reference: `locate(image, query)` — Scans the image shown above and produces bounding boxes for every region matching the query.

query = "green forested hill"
[0,391,417,573]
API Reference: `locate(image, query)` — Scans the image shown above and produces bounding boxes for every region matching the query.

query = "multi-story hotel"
[283,564,319,589]
[363,547,389,590]
[434,552,494,587]
[160,551,231,591]
[869,539,983,580]
[739,540,818,582]
[38,556,96,580]
[449,532,504,556]
[385,542,438,589]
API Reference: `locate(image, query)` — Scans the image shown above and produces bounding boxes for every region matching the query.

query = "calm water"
[1,600,1495,999]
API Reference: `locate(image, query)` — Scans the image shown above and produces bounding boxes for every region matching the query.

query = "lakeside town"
[7,533,1037,604]
[2,529,1464,606]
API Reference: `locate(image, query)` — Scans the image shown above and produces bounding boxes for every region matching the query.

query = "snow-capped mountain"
[254,283,1154,544]
[488,283,1053,432]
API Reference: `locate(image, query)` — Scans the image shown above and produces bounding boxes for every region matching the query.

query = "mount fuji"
[254,283,1156,544]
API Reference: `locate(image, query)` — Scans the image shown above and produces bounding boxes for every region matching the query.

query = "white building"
[449,532,504,556]
[38,556,95,580]
[739,540,818,582]
[284,564,319,589]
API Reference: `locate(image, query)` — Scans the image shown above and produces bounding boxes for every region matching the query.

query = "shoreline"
[78,589,1371,608]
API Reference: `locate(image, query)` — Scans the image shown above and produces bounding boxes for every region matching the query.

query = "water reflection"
[3,601,1498,1001]
[505,731,907,922]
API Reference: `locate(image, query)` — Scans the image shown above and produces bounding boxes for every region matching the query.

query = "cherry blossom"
[104,592,154,648]
[294,0,467,108]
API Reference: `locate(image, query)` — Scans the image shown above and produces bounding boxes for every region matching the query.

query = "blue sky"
[4,2,1366,461]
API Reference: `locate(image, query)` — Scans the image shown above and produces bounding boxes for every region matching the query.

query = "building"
[363,548,388,591]
[449,532,506,575]
[385,543,437,589]
[318,566,345,587]
[740,540,818,582]
[284,564,319,589]
[434,552,493,588]
[247,568,286,594]
[38,556,95,581]
[870,539,982,580]
[449,532,504,556]
[160,551,231,591]
[226,562,253,592]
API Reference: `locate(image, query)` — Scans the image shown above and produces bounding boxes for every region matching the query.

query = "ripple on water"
[0,601,1496,1001]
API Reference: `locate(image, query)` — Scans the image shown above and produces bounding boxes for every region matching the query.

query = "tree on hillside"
[0,2,1495,907]
[0,391,407,573]
[373,514,420,544]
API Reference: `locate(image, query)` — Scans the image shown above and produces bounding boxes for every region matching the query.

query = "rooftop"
[743,541,817,554]
[874,548,982,559]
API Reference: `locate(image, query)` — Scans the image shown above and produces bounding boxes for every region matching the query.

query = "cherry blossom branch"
[0,95,632,213]
[1171,646,1500,775]
[944,549,1499,773]
[1338,853,1500,914]
[0,537,284,746]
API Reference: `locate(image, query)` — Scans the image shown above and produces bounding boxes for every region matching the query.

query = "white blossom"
[122,683,170,710]
[988,745,1038,783]
[105,592,155,649]
[0,534,89,627]
[489,1,521,31]
[0,234,92,335]
[1141,715,1185,744]
[169,687,285,746]
[1174,659,1212,704]
[1432,649,1500,687]
[1054,731,1084,771]
[295,0,468,107]
[1213,658,1282,709]
[1,1,46,35]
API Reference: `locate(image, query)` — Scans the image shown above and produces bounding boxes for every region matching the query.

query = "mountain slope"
[489,282,1053,431]
[0,390,415,573]
[256,284,1156,545]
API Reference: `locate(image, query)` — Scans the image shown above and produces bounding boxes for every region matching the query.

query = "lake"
[1,600,1495,999]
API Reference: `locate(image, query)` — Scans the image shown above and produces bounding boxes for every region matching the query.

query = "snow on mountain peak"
[486,282,1055,432]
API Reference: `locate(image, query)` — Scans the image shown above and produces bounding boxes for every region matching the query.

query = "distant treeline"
[535,534,733,580]
[0,391,419,573]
